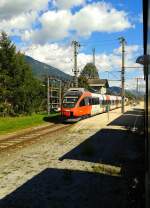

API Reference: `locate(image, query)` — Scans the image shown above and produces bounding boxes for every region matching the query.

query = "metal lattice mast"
[119,37,126,113]
[72,40,80,87]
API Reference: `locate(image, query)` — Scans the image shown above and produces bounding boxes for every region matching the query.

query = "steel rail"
[0,123,72,153]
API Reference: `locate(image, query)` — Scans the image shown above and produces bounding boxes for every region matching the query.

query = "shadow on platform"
[58,108,145,207]
[107,108,144,131]
[59,128,144,175]
[0,167,135,208]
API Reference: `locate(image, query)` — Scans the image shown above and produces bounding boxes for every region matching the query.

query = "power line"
[104,70,121,82]
[79,39,118,47]
[80,41,117,47]
[80,38,118,44]
[125,66,143,68]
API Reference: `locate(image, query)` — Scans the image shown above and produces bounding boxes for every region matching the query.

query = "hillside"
[108,86,144,99]
[108,86,121,95]
[24,56,72,81]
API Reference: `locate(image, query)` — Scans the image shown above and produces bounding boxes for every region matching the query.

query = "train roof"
[68,88,86,93]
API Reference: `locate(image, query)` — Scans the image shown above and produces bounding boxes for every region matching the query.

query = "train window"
[102,100,105,105]
[62,96,79,108]
[108,100,111,105]
[93,98,96,105]
[84,97,90,106]
[92,98,95,105]
[89,97,92,105]
[102,100,106,105]
[79,99,86,107]
[92,98,99,105]
[99,99,103,105]
[95,98,98,105]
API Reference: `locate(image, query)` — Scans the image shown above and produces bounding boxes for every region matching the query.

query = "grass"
[0,112,59,135]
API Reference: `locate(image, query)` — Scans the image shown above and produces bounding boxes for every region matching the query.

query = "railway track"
[0,123,72,153]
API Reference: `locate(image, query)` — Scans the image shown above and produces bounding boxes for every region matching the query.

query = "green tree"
[0,32,45,116]
[125,90,136,100]
[80,63,99,79]
[78,75,89,89]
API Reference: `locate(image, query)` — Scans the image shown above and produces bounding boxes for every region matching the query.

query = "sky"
[0,0,145,90]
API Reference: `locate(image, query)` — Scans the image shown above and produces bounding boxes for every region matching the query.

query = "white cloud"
[0,0,50,38]
[72,2,133,36]
[0,1,133,43]
[0,12,37,36]
[23,2,133,44]
[23,43,142,78]
[54,0,85,9]
[0,0,49,19]
[24,10,72,43]
[98,45,143,88]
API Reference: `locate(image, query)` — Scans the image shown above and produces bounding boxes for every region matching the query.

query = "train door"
[116,96,119,108]
[91,97,100,115]
[99,95,104,113]
[102,95,106,112]
[106,95,110,111]
[77,97,91,117]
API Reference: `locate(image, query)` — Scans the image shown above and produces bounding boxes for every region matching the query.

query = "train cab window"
[84,97,90,106]
[79,99,86,107]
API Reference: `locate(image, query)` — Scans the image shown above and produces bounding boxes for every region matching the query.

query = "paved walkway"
[0,105,145,208]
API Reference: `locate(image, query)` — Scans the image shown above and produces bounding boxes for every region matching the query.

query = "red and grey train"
[61,88,127,122]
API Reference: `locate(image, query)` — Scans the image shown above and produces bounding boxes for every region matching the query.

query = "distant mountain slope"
[108,86,144,98]
[24,55,72,81]
[108,86,121,95]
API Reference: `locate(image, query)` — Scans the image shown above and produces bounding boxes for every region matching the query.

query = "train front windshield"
[62,97,79,108]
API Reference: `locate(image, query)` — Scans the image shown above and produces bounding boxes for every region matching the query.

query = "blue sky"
[0,0,144,89]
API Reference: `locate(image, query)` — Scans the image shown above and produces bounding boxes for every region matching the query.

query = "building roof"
[88,78,109,87]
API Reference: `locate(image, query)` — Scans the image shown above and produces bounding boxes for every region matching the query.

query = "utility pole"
[136,77,139,96]
[59,79,62,109]
[72,40,80,87]
[47,76,50,115]
[92,48,95,65]
[119,37,126,113]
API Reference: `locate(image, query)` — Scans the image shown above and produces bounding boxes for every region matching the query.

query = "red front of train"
[61,88,92,121]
